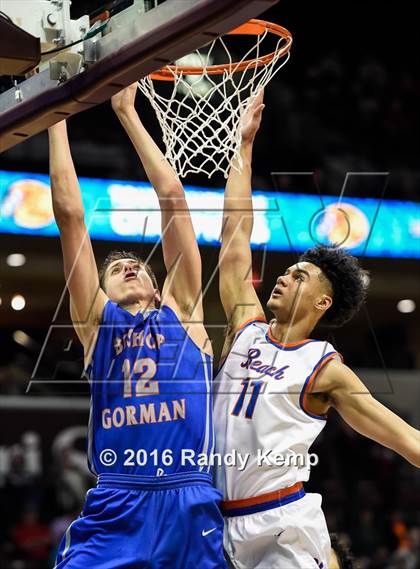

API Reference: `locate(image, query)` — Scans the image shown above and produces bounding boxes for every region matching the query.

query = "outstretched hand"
[240,90,265,143]
[111,82,139,114]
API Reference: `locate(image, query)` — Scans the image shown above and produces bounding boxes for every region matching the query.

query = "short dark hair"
[330,533,355,569]
[299,245,369,327]
[99,250,158,291]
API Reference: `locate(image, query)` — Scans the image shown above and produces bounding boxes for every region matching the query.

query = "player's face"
[267,261,332,322]
[104,258,158,306]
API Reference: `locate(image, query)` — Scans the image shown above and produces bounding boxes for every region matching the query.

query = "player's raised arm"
[48,122,108,350]
[219,92,266,344]
[111,85,205,325]
[315,359,420,467]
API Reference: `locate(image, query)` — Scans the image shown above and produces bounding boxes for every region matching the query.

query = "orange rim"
[150,19,292,81]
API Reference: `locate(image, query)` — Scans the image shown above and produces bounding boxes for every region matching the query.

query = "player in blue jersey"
[50,83,226,568]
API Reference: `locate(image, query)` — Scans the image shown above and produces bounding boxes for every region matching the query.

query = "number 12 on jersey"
[232,379,264,419]
[122,358,159,398]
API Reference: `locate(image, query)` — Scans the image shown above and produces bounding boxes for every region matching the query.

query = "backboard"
[0,0,280,152]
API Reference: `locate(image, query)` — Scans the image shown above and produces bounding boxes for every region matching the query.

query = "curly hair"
[298,245,369,327]
[99,250,158,292]
[330,533,355,569]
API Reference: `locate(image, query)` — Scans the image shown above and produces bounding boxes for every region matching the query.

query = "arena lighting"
[6,253,26,267]
[11,294,26,311]
[12,330,32,347]
[397,299,416,313]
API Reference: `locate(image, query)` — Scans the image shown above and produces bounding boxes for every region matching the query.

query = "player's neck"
[269,319,314,345]
[119,300,155,316]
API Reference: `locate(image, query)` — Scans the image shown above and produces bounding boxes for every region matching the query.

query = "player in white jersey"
[214,92,420,569]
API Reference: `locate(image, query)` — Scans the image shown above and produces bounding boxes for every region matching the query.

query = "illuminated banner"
[1,170,419,258]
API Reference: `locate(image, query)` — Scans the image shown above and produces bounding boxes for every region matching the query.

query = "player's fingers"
[255,89,265,104]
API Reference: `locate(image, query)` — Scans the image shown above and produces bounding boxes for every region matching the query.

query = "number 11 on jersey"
[232,379,264,419]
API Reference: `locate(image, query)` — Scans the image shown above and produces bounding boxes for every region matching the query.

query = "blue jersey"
[55,301,226,568]
[86,301,214,477]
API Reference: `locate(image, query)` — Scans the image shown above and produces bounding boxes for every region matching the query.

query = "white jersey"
[214,319,340,501]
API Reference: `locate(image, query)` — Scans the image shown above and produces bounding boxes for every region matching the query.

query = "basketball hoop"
[138,19,292,178]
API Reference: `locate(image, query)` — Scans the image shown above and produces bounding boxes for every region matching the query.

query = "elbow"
[407,452,420,469]
[49,171,74,188]
[54,205,85,227]
[408,431,420,467]
[219,249,250,290]
[50,180,84,224]
[398,430,420,468]
[221,220,252,246]
[159,182,186,209]
[219,244,249,266]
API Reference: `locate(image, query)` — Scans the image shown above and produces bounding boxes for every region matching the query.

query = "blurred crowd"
[0,437,93,568]
[310,415,420,569]
[250,52,420,202]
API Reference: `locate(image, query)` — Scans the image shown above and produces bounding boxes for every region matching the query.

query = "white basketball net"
[138,25,291,178]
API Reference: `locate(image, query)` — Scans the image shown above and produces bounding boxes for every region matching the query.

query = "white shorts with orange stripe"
[224,492,330,569]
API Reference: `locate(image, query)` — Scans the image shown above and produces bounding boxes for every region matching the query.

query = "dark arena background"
[0,1,419,568]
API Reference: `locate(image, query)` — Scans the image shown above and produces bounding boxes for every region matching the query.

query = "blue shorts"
[54,472,226,569]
